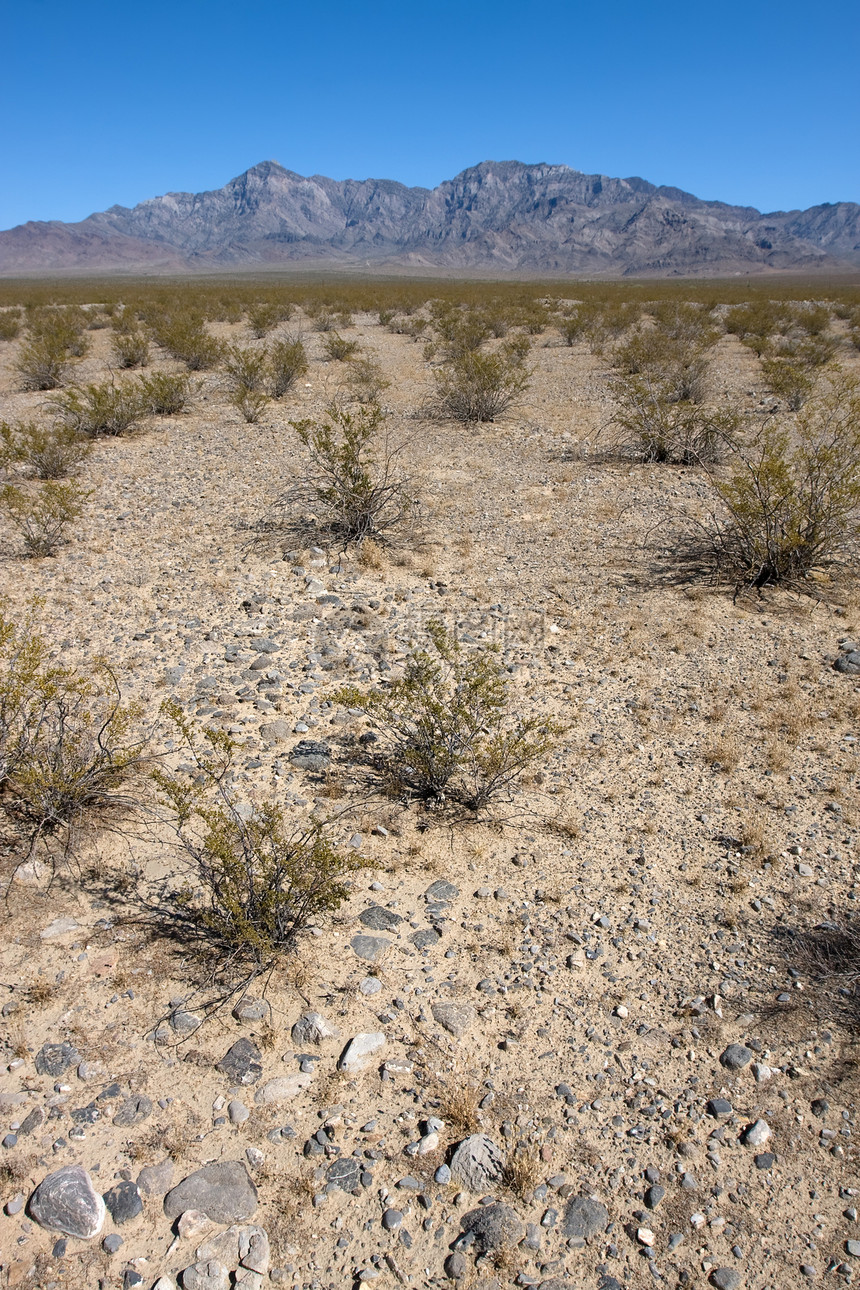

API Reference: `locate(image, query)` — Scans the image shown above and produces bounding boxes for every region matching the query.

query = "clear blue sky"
[3,0,858,230]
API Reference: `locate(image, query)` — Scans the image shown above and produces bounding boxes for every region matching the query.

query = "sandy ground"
[0,301,858,1290]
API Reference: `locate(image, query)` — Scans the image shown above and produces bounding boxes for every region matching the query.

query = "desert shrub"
[322,331,360,362]
[701,372,860,586]
[283,402,414,544]
[247,301,291,338]
[150,312,222,370]
[725,300,792,341]
[343,355,390,404]
[111,329,150,369]
[558,305,596,347]
[378,308,395,326]
[0,607,144,860]
[434,341,531,422]
[428,309,491,362]
[28,307,90,357]
[614,329,710,403]
[50,380,144,437]
[313,310,337,333]
[776,334,839,369]
[224,345,271,423]
[0,481,88,556]
[335,621,560,813]
[269,336,309,397]
[0,421,90,480]
[761,356,815,410]
[15,335,72,391]
[233,388,271,424]
[137,371,195,416]
[609,370,731,463]
[852,328,860,353]
[586,300,642,352]
[0,310,21,341]
[154,702,369,971]
[791,303,832,336]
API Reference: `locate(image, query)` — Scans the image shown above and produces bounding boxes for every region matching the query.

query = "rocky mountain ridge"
[2,159,859,276]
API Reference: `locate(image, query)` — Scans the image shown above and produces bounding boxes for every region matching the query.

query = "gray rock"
[326,1156,361,1192]
[461,1201,525,1252]
[113,1094,153,1128]
[291,1011,341,1046]
[229,1100,250,1124]
[644,1184,665,1209]
[425,879,460,901]
[35,1041,80,1077]
[137,1159,174,1197]
[835,652,860,675]
[754,1152,775,1170]
[444,1252,468,1280]
[338,1032,386,1072]
[170,1009,202,1035]
[382,1207,402,1230]
[232,997,269,1023]
[707,1098,733,1118]
[351,934,391,963]
[431,1001,475,1038]
[239,1225,270,1273]
[434,1164,451,1184]
[359,976,382,995]
[359,905,403,932]
[254,1073,312,1104]
[742,1119,771,1147]
[259,720,291,743]
[846,1240,860,1257]
[181,1262,230,1290]
[102,1233,124,1254]
[410,928,440,949]
[710,1271,742,1290]
[29,1165,106,1239]
[289,740,331,771]
[719,1044,752,1071]
[216,1038,263,1085]
[163,1162,258,1224]
[450,1134,504,1191]
[103,1181,142,1225]
[560,1195,610,1239]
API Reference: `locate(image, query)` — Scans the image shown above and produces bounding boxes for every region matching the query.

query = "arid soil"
[0,299,859,1290]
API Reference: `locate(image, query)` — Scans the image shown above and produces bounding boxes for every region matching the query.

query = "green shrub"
[150,312,222,370]
[791,303,832,336]
[434,341,531,422]
[154,701,369,970]
[247,301,291,338]
[50,380,144,437]
[725,300,792,340]
[323,331,360,362]
[702,372,860,586]
[378,308,395,327]
[614,328,710,403]
[15,335,73,391]
[335,621,560,813]
[284,402,414,544]
[0,481,88,556]
[111,330,150,369]
[28,307,90,357]
[224,345,269,392]
[0,421,90,480]
[344,355,390,404]
[137,371,195,416]
[0,310,21,341]
[609,370,731,463]
[0,606,144,861]
[269,336,309,398]
[760,356,815,410]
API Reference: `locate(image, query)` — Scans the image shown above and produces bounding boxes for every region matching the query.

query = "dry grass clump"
[501,1145,542,1200]
[436,1081,482,1135]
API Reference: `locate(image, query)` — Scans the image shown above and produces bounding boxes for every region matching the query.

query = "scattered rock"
[103,1181,143,1225]
[461,1202,524,1252]
[359,905,403,932]
[137,1159,174,1197]
[338,1032,386,1072]
[291,1011,340,1046]
[113,1094,153,1128]
[35,1041,80,1078]
[40,917,81,940]
[326,1156,361,1193]
[560,1195,610,1240]
[216,1039,263,1085]
[742,1119,771,1147]
[254,1074,313,1104]
[719,1044,752,1071]
[180,1261,230,1290]
[450,1134,504,1191]
[350,934,391,963]
[163,1162,258,1224]
[431,1001,475,1038]
[425,880,460,901]
[232,998,269,1024]
[289,740,331,771]
[29,1165,106,1239]
[710,1270,742,1290]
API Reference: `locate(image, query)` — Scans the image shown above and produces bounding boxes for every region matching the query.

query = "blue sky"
[3,0,858,229]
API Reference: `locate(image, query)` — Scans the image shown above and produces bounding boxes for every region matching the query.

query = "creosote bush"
[224,345,271,423]
[0,481,88,556]
[434,340,531,423]
[282,401,414,545]
[335,621,561,813]
[0,421,91,480]
[137,371,196,416]
[344,355,390,404]
[0,310,21,341]
[700,371,860,587]
[15,335,73,391]
[154,701,369,970]
[111,329,150,369]
[322,331,360,362]
[0,604,145,862]
[50,380,145,437]
[269,336,309,398]
[609,370,733,464]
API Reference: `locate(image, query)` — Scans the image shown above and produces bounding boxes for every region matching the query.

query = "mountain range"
[1,159,859,278]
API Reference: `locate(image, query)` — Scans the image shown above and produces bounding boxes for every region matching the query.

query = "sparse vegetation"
[0,481,88,556]
[269,335,309,397]
[137,370,196,416]
[434,340,531,423]
[50,379,145,437]
[0,420,90,479]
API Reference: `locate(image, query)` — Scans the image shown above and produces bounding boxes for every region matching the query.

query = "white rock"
[743,1118,772,1147]
[417,1132,439,1155]
[637,1227,655,1246]
[254,1073,313,1104]
[752,1062,773,1083]
[338,1032,386,1073]
[40,917,81,939]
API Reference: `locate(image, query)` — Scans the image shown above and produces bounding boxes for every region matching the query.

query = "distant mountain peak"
[1,161,858,277]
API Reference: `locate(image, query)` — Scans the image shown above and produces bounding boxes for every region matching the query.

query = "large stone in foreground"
[561,1195,610,1239]
[461,1201,524,1251]
[163,1162,258,1224]
[29,1165,105,1239]
[449,1134,504,1191]
[338,1032,386,1073]
[431,1001,475,1038]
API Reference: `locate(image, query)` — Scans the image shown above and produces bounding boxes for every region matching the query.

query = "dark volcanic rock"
[163,1161,258,1223]
[560,1195,610,1239]
[216,1039,263,1085]
[103,1181,142,1225]
[461,1201,524,1252]
[35,1042,80,1077]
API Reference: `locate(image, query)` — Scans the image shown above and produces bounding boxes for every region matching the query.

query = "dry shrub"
[50,380,144,438]
[501,1145,542,1200]
[0,421,90,480]
[0,480,88,556]
[437,1081,481,1135]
